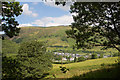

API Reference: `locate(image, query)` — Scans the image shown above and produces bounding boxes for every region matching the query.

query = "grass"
[46,57,119,78]
[8,26,118,56]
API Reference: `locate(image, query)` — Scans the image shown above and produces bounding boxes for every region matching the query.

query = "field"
[46,57,119,79]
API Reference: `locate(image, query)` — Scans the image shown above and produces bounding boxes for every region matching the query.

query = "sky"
[0,1,75,34]
[15,1,74,27]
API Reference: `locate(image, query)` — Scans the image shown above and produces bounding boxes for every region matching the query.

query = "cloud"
[32,14,74,27]
[44,1,72,11]
[17,23,33,27]
[22,4,38,17]
[33,2,38,5]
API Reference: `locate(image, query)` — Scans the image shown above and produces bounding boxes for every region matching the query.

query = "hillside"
[47,57,119,79]
[7,26,117,55]
[11,26,75,49]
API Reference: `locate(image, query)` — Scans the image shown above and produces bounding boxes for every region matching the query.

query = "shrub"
[78,56,86,62]
[91,53,98,59]
[99,54,103,58]
[101,63,105,66]
[113,52,120,57]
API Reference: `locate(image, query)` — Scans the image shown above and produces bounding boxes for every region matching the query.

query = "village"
[54,52,112,61]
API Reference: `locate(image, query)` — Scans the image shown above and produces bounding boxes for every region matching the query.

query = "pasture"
[46,57,119,79]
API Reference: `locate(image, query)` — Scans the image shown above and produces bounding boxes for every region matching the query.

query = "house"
[97,54,100,57]
[84,55,89,58]
[70,57,74,61]
[62,58,67,61]
[103,55,108,58]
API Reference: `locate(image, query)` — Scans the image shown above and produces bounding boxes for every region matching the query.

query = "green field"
[46,57,119,79]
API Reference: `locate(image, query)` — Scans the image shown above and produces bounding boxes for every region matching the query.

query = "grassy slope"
[47,57,118,78]
[12,26,75,47]
[10,26,117,55]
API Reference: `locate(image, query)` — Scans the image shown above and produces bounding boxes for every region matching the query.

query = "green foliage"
[2,56,22,79]
[113,52,120,57]
[66,56,71,61]
[78,56,86,62]
[2,2,23,38]
[66,2,120,52]
[101,63,105,66]
[17,41,53,79]
[91,53,98,59]
[2,39,19,57]
[99,54,104,58]
[59,66,69,73]
[54,54,62,61]
[74,56,77,62]
[61,36,68,42]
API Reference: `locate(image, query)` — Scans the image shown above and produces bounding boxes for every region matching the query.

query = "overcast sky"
[15,1,74,27]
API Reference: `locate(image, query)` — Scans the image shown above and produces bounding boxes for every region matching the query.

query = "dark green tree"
[64,2,120,52]
[78,56,86,62]
[54,54,62,61]
[2,39,22,79]
[68,55,72,61]
[2,56,22,79]
[1,1,23,38]
[66,56,70,61]
[91,53,98,59]
[74,56,77,62]
[17,41,53,79]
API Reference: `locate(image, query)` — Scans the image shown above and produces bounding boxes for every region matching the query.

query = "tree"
[54,54,62,61]
[17,41,53,79]
[91,53,98,59]
[67,55,72,61]
[74,56,77,62]
[1,1,23,38]
[64,2,120,52]
[78,56,86,62]
[2,39,22,79]
[99,53,104,58]
[2,56,22,79]
[66,56,70,61]
[2,39,19,56]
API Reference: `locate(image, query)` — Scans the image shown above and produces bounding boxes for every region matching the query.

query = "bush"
[17,41,53,79]
[54,54,62,61]
[99,54,103,58]
[78,56,86,62]
[113,52,120,57]
[74,57,78,62]
[101,63,105,66]
[91,53,98,59]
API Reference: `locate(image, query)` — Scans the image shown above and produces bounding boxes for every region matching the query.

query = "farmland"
[47,57,119,79]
